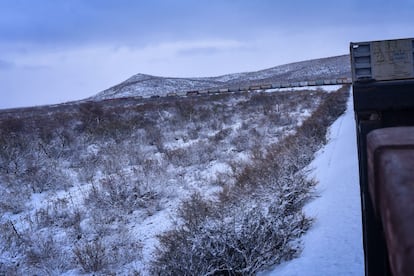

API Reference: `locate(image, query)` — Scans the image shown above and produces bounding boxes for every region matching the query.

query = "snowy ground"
[263,91,364,275]
[0,86,359,274]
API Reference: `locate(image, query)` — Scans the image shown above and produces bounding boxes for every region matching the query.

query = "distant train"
[0,77,352,115]
[182,78,352,96]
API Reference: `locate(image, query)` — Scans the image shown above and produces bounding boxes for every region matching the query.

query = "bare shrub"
[144,124,163,149]
[210,127,232,142]
[0,133,30,175]
[0,221,23,253]
[33,124,75,159]
[99,147,127,175]
[194,142,216,164]
[274,112,295,126]
[177,193,214,230]
[74,239,106,273]
[141,158,163,178]
[30,202,82,230]
[78,102,104,131]
[86,172,160,217]
[154,162,316,274]
[73,231,142,274]
[0,184,30,213]
[231,133,250,152]
[209,117,222,131]
[165,142,214,168]
[164,148,187,167]
[153,86,350,274]
[153,195,312,275]
[250,92,269,106]
[175,100,197,121]
[187,124,201,140]
[233,86,350,193]
[105,231,144,270]
[0,84,349,275]
[197,106,211,122]
[23,231,72,275]
[0,117,25,134]
[77,160,98,184]
[24,161,72,193]
[0,262,18,276]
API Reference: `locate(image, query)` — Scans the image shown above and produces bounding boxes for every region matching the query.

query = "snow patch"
[263,90,364,276]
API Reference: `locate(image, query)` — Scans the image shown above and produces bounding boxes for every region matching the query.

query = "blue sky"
[0,0,413,108]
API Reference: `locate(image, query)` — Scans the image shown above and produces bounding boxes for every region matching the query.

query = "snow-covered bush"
[153,189,312,275]
[0,86,349,274]
[86,172,161,216]
[73,231,143,273]
[73,239,107,273]
[153,86,350,274]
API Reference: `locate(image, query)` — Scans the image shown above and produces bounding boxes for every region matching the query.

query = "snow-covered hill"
[92,55,350,100]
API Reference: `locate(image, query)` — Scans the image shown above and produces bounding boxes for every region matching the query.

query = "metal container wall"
[367,127,414,276]
[351,38,414,82]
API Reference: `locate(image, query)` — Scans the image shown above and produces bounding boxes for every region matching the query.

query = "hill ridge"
[92,54,350,100]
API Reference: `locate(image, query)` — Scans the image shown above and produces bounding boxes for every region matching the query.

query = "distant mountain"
[92,55,350,100]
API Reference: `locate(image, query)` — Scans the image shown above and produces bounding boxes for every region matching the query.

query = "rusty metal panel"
[367,127,414,275]
[371,39,414,81]
[351,38,414,82]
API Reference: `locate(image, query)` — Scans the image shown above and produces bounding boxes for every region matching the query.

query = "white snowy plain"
[263,91,365,275]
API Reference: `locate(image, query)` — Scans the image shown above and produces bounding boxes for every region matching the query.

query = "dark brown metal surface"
[367,127,414,275]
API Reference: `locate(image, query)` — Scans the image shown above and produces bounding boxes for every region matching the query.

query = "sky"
[0,0,413,109]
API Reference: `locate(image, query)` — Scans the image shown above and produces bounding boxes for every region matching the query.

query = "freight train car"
[351,37,414,276]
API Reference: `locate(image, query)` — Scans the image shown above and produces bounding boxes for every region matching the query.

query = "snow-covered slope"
[0,83,359,274]
[264,91,364,275]
[92,55,350,100]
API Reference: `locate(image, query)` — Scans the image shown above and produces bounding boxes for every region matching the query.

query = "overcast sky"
[0,0,413,108]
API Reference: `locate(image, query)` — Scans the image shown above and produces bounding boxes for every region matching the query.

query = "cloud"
[1,0,413,58]
[1,2,414,109]
[167,40,246,57]
[0,59,14,70]
[177,46,229,57]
